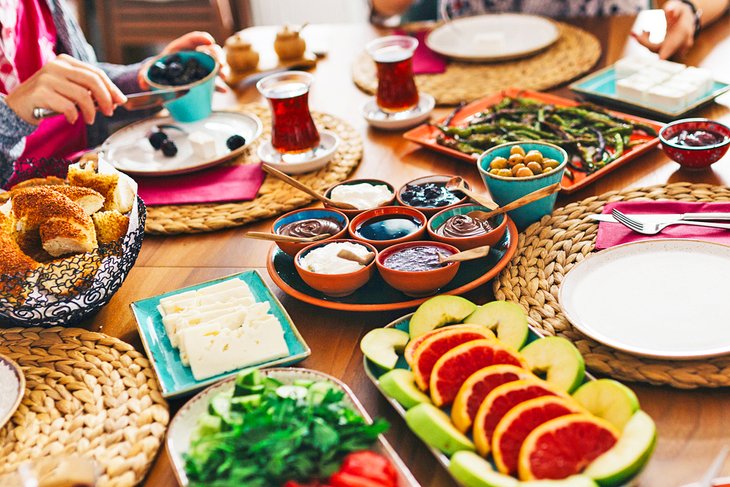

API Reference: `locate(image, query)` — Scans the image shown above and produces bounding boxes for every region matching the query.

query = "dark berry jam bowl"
[376,241,460,297]
[427,203,508,251]
[294,239,378,297]
[348,206,427,251]
[659,118,730,170]
[272,208,349,257]
[396,174,469,217]
[323,179,396,218]
[143,50,220,123]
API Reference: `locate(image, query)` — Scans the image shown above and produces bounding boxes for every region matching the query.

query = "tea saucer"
[257,130,340,175]
[362,93,435,130]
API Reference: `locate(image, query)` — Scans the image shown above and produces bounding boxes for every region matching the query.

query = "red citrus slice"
[429,339,526,407]
[410,326,496,391]
[492,396,584,476]
[472,379,560,456]
[518,413,619,480]
[451,364,534,433]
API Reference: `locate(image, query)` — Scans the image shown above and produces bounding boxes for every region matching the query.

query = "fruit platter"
[361,296,656,486]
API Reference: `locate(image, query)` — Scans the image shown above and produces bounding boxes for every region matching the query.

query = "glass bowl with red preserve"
[396,174,469,217]
[272,208,349,257]
[427,204,508,251]
[376,241,460,297]
[659,118,730,170]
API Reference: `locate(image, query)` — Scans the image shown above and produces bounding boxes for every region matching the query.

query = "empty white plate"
[363,93,435,130]
[560,239,730,360]
[258,130,340,175]
[426,14,560,62]
[103,111,262,176]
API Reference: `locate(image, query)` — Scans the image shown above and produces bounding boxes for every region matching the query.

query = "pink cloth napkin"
[136,163,264,206]
[395,29,447,74]
[595,200,730,250]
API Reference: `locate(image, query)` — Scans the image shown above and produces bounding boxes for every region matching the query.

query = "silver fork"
[612,209,730,235]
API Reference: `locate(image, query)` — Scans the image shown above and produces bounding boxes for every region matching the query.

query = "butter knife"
[589,213,730,223]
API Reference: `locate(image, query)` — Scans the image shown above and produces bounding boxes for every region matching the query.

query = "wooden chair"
[96,0,236,63]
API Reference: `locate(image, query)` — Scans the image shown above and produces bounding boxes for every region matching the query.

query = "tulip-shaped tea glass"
[257,71,320,162]
[366,35,419,113]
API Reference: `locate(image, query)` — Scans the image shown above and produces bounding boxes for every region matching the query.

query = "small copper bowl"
[396,174,469,217]
[349,206,427,251]
[294,239,378,297]
[272,208,349,257]
[323,179,396,218]
[427,204,508,251]
[376,240,460,297]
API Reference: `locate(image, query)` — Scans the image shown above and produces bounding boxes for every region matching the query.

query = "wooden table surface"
[82,14,730,487]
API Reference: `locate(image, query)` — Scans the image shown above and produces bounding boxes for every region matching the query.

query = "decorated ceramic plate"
[103,111,262,176]
[131,270,311,398]
[267,219,518,312]
[167,367,419,486]
[0,354,24,430]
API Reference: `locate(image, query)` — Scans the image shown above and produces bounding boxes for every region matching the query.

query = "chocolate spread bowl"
[427,204,508,251]
[271,208,349,257]
[376,240,460,297]
[396,174,470,217]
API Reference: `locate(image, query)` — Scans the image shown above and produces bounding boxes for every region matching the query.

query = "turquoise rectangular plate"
[570,65,730,121]
[132,270,311,399]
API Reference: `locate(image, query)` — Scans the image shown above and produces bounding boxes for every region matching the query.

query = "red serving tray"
[403,88,664,193]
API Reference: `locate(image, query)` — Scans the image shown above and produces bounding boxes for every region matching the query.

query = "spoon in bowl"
[262,164,359,210]
[445,177,498,210]
[466,183,561,221]
[337,249,376,266]
[438,245,490,264]
[244,231,331,243]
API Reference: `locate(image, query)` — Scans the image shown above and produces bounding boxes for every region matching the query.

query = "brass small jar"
[225,34,259,73]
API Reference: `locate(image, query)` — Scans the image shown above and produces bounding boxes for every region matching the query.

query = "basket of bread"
[0,154,145,327]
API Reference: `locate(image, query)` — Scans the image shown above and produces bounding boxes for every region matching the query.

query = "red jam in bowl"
[668,129,728,147]
[383,245,454,271]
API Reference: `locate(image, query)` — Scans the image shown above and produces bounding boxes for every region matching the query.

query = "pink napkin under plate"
[595,200,730,250]
[395,29,447,74]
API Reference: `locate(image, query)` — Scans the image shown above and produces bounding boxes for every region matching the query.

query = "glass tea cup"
[365,35,419,113]
[257,71,320,162]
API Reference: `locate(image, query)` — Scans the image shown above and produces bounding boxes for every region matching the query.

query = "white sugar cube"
[188,131,217,159]
[646,85,686,110]
[616,75,655,103]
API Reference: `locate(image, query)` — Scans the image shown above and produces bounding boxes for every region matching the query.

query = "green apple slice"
[449,451,519,487]
[572,379,640,431]
[360,328,409,370]
[463,301,529,350]
[521,476,599,487]
[405,403,475,456]
[409,295,477,338]
[379,369,432,409]
[520,337,585,393]
[584,410,656,486]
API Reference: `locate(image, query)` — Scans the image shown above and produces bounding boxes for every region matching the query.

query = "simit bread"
[0,211,39,302]
[92,210,130,244]
[47,185,105,215]
[10,176,66,191]
[68,158,135,213]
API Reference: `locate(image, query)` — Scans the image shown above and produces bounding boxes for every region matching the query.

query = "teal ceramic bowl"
[144,50,219,122]
[477,142,567,230]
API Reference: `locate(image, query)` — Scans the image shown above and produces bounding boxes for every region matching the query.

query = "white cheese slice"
[650,59,686,75]
[159,283,251,315]
[673,66,714,93]
[646,85,686,110]
[642,67,672,84]
[614,56,651,78]
[188,130,218,159]
[162,297,255,338]
[616,75,655,103]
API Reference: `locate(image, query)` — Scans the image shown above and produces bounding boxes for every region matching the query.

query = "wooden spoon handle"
[462,188,499,210]
[485,183,561,219]
[439,245,490,263]
[261,164,358,210]
[245,231,330,243]
[337,249,375,266]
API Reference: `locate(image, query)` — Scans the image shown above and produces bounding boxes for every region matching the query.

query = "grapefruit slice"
[518,414,619,481]
[404,324,496,367]
[451,364,534,433]
[429,339,526,407]
[411,326,497,391]
[492,396,584,476]
[473,379,560,456]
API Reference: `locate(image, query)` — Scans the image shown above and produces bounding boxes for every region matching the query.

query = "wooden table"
[83,14,730,487]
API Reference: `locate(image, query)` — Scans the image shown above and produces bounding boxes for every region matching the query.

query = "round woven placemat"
[0,327,169,486]
[352,22,601,105]
[494,182,730,389]
[144,104,363,235]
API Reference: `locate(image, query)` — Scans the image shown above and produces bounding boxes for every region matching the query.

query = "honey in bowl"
[383,244,454,272]
[355,215,420,241]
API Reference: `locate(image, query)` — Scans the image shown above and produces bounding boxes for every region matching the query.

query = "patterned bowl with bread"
[0,155,145,327]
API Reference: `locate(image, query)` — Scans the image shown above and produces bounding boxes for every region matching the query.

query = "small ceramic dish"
[349,206,427,251]
[478,141,568,230]
[376,241,460,297]
[258,130,340,175]
[362,93,435,130]
[428,204,508,251]
[0,354,25,430]
[396,174,469,217]
[659,118,730,170]
[324,178,396,218]
[271,208,349,257]
[294,239,378,297]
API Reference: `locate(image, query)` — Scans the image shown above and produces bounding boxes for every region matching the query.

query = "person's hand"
[138,31,229,92]
[5,54,126,126]
[632,0,697,59]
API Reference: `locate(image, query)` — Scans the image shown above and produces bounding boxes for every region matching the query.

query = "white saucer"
[257,130,340,175]
[0,354,24,430]
[362,94,435,130]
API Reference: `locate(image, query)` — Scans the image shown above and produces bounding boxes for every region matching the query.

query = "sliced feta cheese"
[650,59,686,75]
[188,131,218,159]
[646,85,686,110]
[663,80,703,105]
[169,304,253,347]
[616,75,655,103]
[159,284,252,316]
[162,296,254,338]
[642,68,672,84]
[674,67,714,93]
[614,56,651,78]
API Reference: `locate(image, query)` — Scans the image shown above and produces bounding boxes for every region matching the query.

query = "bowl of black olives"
[143,50,219,123]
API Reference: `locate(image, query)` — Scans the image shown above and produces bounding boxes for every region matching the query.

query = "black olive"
[161,139,178,157]
[166,62,184,81]
[226,135,246,150]
[148,131,168,150]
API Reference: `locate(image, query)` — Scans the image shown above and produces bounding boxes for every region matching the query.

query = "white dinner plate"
[559,239,730,360]
[102,111,262,176]
[426,14,560,62]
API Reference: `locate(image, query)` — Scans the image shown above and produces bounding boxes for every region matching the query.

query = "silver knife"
[589,213,730,223]
[32,87,190,120]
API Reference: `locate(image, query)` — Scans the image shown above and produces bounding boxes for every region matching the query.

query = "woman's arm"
[0,96,36,187]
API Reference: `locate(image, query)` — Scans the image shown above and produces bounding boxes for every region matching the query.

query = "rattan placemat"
[352,22,601,105]
[0,327,169,486]
[494,182,730,389]
[144,104,363,235]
